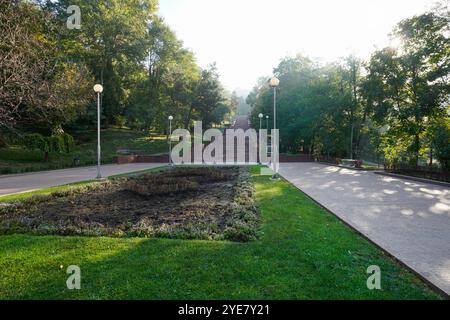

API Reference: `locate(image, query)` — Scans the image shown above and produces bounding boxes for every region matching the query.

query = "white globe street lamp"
[266,115,269,130]
[168,116,174,166]
[94,84,104,94]
[269,77,280,88]
[258,113,264,131]
[94,84,104,179]
[269,77,280,179]
[258,113,264,165]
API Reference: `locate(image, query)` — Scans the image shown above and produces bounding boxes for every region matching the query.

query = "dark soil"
[0,167,259,241]
[36,168,237,228]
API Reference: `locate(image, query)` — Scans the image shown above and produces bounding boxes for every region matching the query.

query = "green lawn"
[0,128,168,175]
[0,167,440,299]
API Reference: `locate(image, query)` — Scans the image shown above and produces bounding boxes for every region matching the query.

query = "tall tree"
[48,0,158,125]
[363,8,450,165]
[126,17,200,131]
[0,0,92,133]
[193,64,228,128]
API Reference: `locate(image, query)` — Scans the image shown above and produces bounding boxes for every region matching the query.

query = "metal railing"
[385,164,450,183]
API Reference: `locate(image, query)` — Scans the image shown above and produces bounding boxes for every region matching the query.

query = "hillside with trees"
[249,2,449,169]
[0,0,233,172]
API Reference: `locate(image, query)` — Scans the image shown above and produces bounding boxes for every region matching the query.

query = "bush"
[22,133,75,155]
[61,133,75,152]
[0,136,8,148]
[223,170,260,242]
[115,115,127,128]
[431,122,450,170]
[48,135,64,153]
[22,133,49,153]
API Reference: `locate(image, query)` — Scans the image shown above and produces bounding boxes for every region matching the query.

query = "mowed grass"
[0,167,441,299]
[0,129,168,175]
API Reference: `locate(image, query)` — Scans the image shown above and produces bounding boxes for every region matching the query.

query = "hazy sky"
[159,0,434,92]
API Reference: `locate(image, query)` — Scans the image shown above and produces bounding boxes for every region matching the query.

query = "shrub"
[223,169,260,242]
[0,136,8,148]
[48,135,64,153]
[22,133,49,153]
[61,133,75,152]
[22,133,75,157]
[430,121,450,170]
[115,115,127,128]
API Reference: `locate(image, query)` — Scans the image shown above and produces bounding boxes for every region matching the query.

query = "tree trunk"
[350,122,354,159]
[414,134,420,166]
[429,144,433,167]
[184,106,194,129]
[0,136,8,148]
[355,108,368,160]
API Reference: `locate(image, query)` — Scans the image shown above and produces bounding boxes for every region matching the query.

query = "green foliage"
[0,168,440,299]
[224,171,259,242]
[250,55,355,157]
[0,2,93,130]
[0,136,8,148]
[61,133,75,153]
[362,8,450,166]
[22,133,75,156]
[3,0,230,143]
[1,129,168,174]
[430,120,450,169]
[249,4,449,169]
[2,0,447,172]
[22,134,49,153]
[47,0,159,124]
[48,135,64,154]
[192,64,229,128]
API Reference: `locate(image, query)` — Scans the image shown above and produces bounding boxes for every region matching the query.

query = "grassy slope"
[0,167,440,299]
[0,129,167,174]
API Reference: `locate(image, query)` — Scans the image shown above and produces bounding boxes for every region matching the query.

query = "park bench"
[116,148,145,156]
[340,159,363,168]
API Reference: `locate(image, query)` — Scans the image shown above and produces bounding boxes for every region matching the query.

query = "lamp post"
[269,77,280,179]
[93,84,103,179]
[266,115,270,165]
[168,115,173,166]
[258,113,264,132]
[258,113,264,165]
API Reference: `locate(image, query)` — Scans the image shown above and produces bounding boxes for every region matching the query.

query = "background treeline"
[0,0,233,149]
[249,2,450,169]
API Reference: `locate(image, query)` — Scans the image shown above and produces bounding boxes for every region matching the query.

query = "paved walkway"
[279,162,450,296]
[0,163,165,197]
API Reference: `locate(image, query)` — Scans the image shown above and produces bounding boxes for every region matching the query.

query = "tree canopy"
[250,3,449,168]
[0,0,232,138]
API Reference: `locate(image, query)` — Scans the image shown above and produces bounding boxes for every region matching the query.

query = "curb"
[278,173,449,299]
[375,172,450,188]
[316,162,380,172]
